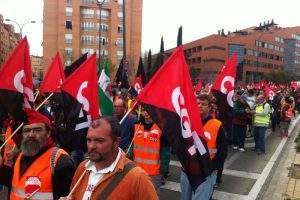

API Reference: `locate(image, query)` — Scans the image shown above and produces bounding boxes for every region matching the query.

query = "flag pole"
[34,90,40,101]
[0,92,55,151]
[67,162,89,198]
[119,101,137,124]
[126,123,141,155]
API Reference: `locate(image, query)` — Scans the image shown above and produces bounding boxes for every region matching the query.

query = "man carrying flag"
[137,46,213,200]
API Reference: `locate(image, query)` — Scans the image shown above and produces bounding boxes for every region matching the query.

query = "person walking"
[59,116,158,200]
[0,109,75,200]
[252,95,271,155]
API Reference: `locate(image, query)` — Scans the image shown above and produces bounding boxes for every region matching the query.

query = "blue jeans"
[180,171,214,200]
[232,124,247,148]
[253,126,267,153]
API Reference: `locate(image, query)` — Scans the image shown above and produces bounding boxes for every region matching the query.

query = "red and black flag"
[0,37,33,122]
[131,57,146,96]
[64,53,88,77]
[137,46,212,190]
[211,53,237,120]
[115,58,130,89]
[61,53,100,120]
[146,49,152,83]
[194,79,203,93]
[39,53,65,94]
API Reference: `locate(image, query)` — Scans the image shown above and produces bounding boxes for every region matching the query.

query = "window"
[65,47,73,54]
[65,34,72,44]
[97,9,109,19]
[117,25,123,33]
[97,49,108,56]
[65,60,72,66]
[118,0,123,5]
[81,22,94,31]
[196,46,202,51]
[96,36,108,45]
[96,23,108,32]
[65,20,72,29]
[81,8,94,18]
[81,35,94,44]
[117,50,123,58]
[117,11,123,18]
[197,57,201,63]
[81,48,94,55]
[116,38,123,47]
[275,37,280,42]
[268,44,274,50]
[81,0,95,4]
[66,7,73,17]
[274,46,280,51]
[66,0,72,5]
[204,46,225,51]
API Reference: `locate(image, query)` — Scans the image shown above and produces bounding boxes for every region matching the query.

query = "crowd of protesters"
[0,84,299,200]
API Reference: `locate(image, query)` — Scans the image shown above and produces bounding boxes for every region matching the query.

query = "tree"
[262,71,300,84]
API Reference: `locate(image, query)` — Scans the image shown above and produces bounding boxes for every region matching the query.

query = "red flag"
[61,53,99,120]
[0,37,34,108]
[39,53,65,94]
[264,85,275,100]
[194,80,203,93]
[212,53,237,106]
[137,47,211,190]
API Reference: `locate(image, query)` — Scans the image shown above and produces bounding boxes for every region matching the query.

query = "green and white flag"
[98,61,113,116]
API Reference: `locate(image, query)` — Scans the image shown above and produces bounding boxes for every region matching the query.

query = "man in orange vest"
[197,94,228,188]
[132,109,162,191]
[0,109,75,200]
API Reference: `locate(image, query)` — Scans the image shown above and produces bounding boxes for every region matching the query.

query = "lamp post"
[97,0,106,66]
[5,19,36,38]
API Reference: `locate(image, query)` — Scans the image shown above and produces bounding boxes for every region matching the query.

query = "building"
[31,55,44,82]
[0,14,21,68]
[165,21,300,83]
[43,0,143,77]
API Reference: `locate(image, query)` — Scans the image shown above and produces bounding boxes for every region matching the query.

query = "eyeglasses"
[22,127,45,135]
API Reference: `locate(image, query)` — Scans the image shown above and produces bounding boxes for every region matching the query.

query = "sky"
[0,0,299,56]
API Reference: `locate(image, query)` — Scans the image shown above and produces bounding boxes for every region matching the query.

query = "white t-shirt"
[82,148,122,200]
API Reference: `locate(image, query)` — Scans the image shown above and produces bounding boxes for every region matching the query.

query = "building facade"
[165,22,300,83]
[31,55,44,82]
[43,0,142,76]
[0,14,21,68]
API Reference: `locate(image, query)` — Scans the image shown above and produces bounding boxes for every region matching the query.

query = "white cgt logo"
[220,75,234,107]
[76,81,90,112]
[13,70,34,108]
[134,82,142,94]
[171,87,207,156]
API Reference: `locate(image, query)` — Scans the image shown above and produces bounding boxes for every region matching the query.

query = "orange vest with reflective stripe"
[133,123,161,175]
[10,147,68,200]
[203,119,222,159]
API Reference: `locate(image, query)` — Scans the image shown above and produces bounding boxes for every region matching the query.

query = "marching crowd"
[0,85,299,200]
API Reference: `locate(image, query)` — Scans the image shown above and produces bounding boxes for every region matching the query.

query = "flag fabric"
[211,53,237,119]
[98,60,113,116]
[0,37,33,122]
[137,46,212,190]
[114,58,130,89]
[132,57,146,95]
[39,53,65,94]
[64,53,88,78]
[264,84,275,100]
[194,80,203,93]
[61,53,100,120]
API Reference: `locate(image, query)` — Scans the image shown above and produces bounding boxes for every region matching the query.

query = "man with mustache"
[0,109,75,200]
[59,116,158,200]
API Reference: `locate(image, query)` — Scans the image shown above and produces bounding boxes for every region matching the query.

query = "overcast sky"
[0,0,299,56]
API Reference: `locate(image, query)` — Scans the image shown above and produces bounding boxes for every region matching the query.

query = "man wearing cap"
[0,109,75,200]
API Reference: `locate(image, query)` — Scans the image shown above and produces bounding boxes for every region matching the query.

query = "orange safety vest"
[133,123,161,176]
[3,126,17,167]
[10,147,68,200]
[203,119,222,159]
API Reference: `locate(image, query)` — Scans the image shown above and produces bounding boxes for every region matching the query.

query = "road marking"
[247,115,300,200]
[162,181,248,200]
[224,152,241,168]
[223,169,260,179]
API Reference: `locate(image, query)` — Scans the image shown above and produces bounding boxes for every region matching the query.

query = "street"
[159,116,300,200]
